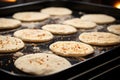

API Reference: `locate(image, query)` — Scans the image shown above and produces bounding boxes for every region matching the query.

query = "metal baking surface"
[0,0,120,79]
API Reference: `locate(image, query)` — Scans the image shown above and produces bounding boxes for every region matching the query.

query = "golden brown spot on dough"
[62,47,67,50]
[29,60,32,63]
[57,63,60,65]
[75,44,81,49]
[114,27,120,30]
[0,40,2,44]
[37,34,46,37]
[25,15,31,18]
[30,58,45,65]
[46,64,49,67]
[98,36,104,38]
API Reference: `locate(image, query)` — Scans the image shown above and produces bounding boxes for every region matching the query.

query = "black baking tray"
[0,0,120,80]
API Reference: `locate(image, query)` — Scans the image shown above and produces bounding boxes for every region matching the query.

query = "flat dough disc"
[40,7,72,16]
[63,18,97,29]
[107,24,120,35]
[79,32,120,46]
[42,24,77,35]
[0,36,24,53]
[0,18,21,29]
[80,14,116,24]
[13,12,50,22]
[14,29,54,42]
[49,41,94,57]
[14,53,71,75]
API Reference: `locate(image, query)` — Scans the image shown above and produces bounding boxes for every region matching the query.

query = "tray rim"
[0,0,117,9]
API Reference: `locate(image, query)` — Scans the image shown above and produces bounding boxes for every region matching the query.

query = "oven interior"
[0,0,119,79]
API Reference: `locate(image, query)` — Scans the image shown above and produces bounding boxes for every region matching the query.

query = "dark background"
[0,0,120,7]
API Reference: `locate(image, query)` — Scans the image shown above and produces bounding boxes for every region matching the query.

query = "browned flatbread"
[0,18,21,29]
[80,14,116,24]
[13,12,50,22]
[63,18,97,29]
[49,41,94,57]
[79,32,120,46]
[14,53,71,75]
[0,35,24,53]
[42,24,77,35]
[40,7,72,16]
[107,24,120,35]
[14,29,54,42]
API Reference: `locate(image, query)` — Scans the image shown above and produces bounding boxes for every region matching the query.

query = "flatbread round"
[42,24,77,35]
[13,12,50,22]
[107,24,120,35]
[0,18,21,29]
[63,18,97,29]
[0,36,24,53]
[40,7,72,16]
[14,29,54,42]
[49,41,94,57]
[14,53,71,75]
[80,14,116,24]
[79,32,120,46]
